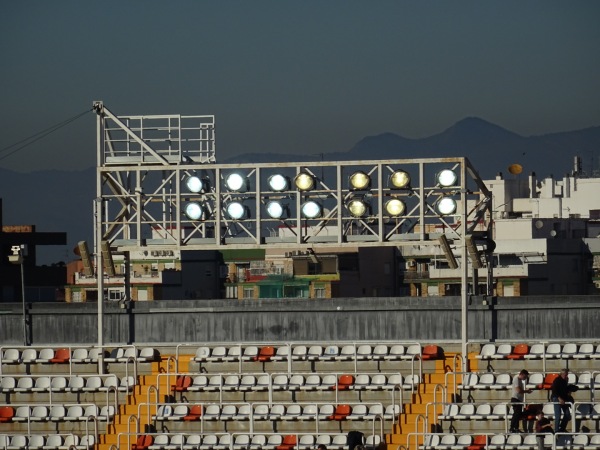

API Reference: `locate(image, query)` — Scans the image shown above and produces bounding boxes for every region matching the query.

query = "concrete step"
[386,353,459,449]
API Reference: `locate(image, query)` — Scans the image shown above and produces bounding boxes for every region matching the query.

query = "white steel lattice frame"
[93,101,492,254]
[93,101,493,372]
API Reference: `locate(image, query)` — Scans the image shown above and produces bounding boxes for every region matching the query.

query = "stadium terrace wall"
[0,296,599,346]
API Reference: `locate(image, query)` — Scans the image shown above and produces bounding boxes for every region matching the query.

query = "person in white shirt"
[510,369,532,432]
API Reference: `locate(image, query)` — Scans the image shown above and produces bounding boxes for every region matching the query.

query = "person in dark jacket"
[535,411,553,450]
[551,368,572,432]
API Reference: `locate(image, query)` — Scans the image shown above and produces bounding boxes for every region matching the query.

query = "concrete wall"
[1,295,599,346]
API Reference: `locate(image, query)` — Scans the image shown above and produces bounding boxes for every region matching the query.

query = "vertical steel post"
[95,103,105,375]
[460,161,469,372]
[20,261,27,346]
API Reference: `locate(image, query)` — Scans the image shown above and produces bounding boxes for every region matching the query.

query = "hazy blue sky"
[1,1,599,172]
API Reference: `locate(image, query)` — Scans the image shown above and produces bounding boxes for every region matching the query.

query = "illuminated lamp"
[225,172,247,192]
[266,201,287,219]
[185,176,205,193]
[184,202,205,220]
[436,197,457,215]
[349,171,371,190]
[268,174,289,192]
[347,199,369,218]
[389,170,411,189]
[384,198,406,217]
[437,169,458,187]
[226,201,248,220]
[301,201,322,219]
[294,172,315,191]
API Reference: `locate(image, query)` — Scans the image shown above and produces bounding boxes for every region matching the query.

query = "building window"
[314,287,326,298]
[243,288,254,298]
[108,289,122,301]
[226,285,237,299]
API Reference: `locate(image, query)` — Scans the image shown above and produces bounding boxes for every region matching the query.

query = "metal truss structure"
[93,101,493,370]
[93,102,492,254]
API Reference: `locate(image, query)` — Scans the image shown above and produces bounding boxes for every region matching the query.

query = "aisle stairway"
[96,351,457,450]
[387,353,462,450]
[98,355,186,450]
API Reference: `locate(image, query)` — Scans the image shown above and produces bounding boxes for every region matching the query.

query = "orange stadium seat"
[171,375,192,392]
[538,373,559,390]
[253,346,276,362]
[50,348,71,364]
[421,344,442,360]
[131,434,153,450]
[328,404,351,421]
[0,406,15,423]
[507,343,529,359]
[276,434,297,450]
[183,404,203,421]
[467,434,488,450]
[336,374,355,391]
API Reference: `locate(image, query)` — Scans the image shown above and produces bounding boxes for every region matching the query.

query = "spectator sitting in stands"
[535,411,553,450]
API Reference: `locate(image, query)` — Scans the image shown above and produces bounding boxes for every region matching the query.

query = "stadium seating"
[2,339,598,450]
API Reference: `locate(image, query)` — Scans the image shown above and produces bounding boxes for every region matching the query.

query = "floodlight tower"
[93,101,492,371]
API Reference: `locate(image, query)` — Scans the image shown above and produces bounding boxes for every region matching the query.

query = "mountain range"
[1,117,599,265]
[227,117,600,179]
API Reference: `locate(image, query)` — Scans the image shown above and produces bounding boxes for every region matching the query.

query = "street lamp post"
[8,245,27,346]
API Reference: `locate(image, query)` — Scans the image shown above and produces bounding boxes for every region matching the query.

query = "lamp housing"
[184,202,206,220]
[226,201,249,220]
[389,170,411,189]
[268,174,290,192]
[185,176,209,193]
[437,169,458,187]
[294,172,315,191]
[347,198,370,218]
[225,172,248,192]
[437,197,457,215]
[384,198,406,217]
[301,200,322,218]
[266,201,288,219]
[349,171,371,190]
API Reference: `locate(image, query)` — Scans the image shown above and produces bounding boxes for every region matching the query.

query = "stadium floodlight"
[184,202,205,220]
[347,199,369,218]
[438,234,459,269]
[226,201,248,220]
[268,174,290,192]
[465,235,483,268]
[266,201,287,219]
[185,176,205,193]
[437,197,457,215]
[389,170,411,189]
[225,172,247,192]
[294,172,315,191]
[437,169,458,187]
[301,200,322,218]
[384,198,406,217]
[349,171,371,190]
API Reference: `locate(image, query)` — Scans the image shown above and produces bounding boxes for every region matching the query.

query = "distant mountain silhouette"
[1,118,599,264]
[351,119,600,179]
[225,118,600,179]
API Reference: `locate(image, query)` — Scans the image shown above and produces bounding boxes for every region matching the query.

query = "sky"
[1,1,599,173]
